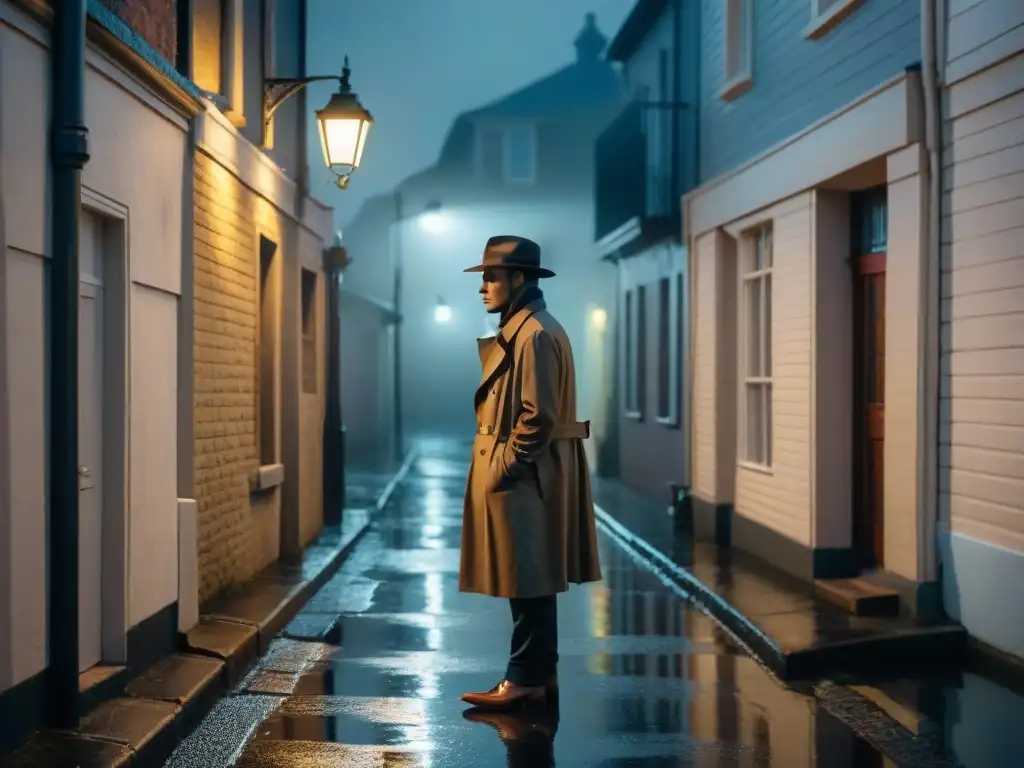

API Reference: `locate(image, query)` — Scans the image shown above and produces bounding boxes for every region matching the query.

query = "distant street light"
[263,56,374,189]
[434,296,452,324]
[419,200,447,234]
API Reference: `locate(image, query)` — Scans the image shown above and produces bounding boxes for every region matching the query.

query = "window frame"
[300,268,318,395]
[655,273,682,427]
[624,286,646,420]
[502,124,538,185]
[804,0,865,40]
[720,0,753,102]
[738,223,773,470]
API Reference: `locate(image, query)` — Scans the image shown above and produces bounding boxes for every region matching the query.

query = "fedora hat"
[463,235,555,278]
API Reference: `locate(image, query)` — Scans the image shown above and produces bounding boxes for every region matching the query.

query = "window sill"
[624,410,643,422]
[737,460,773,476]
[804,0,865,40]
[718,73,753,102]
[252,463,285,492]
[656,415,680,429]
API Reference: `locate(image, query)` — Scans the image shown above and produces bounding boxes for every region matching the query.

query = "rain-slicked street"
[163,442,895,767]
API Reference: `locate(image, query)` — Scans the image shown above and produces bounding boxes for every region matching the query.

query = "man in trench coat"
[459,235,602,710]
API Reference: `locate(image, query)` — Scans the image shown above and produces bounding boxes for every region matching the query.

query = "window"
[656,274,683,426]
[624,286,646,418]
[740,224,772,467]
[721,0,753,101]
[806,0,865,39]
[503,126,537,184]
[191,0,244,120]
[258,236,279,466]
[474,124,538,184]
[301,269,317,394]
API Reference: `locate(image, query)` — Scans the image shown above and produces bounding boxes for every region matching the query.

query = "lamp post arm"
[263,75,342,122]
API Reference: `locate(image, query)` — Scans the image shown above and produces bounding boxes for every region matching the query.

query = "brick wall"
[97,0,177,63]
[192,151,268,601]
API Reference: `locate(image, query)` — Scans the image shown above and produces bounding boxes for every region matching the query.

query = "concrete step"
[815,577,900,617]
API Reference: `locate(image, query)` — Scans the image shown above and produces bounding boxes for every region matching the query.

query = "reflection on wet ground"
[164,441,1021,767]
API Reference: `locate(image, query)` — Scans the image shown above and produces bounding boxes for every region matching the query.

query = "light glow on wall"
[419,211,448,235]
[589,306,608,332]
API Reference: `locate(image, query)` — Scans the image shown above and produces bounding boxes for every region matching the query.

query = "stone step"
[815,577,900,617]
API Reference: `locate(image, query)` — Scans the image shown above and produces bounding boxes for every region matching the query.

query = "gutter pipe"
[918,0,943,585]
[48,0,90,728]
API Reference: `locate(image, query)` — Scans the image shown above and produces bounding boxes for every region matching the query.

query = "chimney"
[574,12,607,63]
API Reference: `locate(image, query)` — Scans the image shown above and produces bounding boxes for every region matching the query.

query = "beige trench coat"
[458,298,603,599]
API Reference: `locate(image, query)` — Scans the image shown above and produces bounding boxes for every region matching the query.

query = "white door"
[78,213,104,672]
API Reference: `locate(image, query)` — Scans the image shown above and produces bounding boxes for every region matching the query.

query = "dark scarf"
[499,283,544,328]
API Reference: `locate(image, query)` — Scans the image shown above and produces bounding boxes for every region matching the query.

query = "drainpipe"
[918,0,943,586]
[48,0,90,728]
[323,240,349,525]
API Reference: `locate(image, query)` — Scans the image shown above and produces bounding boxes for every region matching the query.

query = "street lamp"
[390,195,444,461]
[263,56,374,189]
[433,296,452,324]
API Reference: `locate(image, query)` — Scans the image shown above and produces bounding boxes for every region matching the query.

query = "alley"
[162,441,898,767]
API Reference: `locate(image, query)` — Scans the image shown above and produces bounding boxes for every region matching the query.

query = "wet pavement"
[161,441,1022,767]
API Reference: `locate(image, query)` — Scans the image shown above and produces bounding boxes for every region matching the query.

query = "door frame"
[850,186,888,569]
[81,186,131,665]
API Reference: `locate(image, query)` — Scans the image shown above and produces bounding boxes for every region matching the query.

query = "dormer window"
[474,123,537,185]
[503,126,537,184]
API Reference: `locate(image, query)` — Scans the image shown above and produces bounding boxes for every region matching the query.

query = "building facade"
[341,14,627,464]
[594,0,700,496]
[684,0,931,604]
[0,0,336,752]
[684,0,1024,665]
[0,0,199,750]
[937,0,1024,663]
[183,0,335,605]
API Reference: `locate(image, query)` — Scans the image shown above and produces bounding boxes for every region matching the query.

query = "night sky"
[305,0,635,228]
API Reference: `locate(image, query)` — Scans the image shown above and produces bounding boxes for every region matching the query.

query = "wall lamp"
[263,56,374,189]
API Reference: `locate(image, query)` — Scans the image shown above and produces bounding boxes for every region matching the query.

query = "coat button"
[479,449,486,455]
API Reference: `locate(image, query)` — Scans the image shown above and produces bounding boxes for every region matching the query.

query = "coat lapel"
[474,300,544,405]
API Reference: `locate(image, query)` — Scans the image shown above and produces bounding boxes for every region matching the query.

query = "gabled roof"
[462,60,622,120]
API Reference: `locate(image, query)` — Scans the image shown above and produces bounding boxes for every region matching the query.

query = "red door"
[854,253,885,567]
[852,187,887,568]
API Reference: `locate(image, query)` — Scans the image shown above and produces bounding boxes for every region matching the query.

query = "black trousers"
[505,595,558,686]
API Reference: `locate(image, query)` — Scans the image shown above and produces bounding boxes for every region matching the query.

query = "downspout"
[919,0,943,586]
[48,0,90,728]
[323,240,346,526]
[683,0,700,495]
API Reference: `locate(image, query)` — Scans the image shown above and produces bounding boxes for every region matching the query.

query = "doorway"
[77,198,130,672]
[78,211,105,671]
[851,187,887,568]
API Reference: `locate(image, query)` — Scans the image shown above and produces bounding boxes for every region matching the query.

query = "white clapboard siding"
[734,200,813,546]
[692,231,719,500]
[941,38,1024,554]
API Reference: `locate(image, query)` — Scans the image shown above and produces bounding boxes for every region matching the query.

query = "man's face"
[479,268,524,314]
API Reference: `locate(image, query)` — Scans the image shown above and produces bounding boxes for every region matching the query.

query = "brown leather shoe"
[461,680,549,709]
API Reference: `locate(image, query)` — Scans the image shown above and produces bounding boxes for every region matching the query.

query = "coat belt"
[477,420,590,440]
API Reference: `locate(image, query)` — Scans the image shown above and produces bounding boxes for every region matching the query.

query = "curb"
[190,447,420,675]
[594,505,965,768]
[0,451,420,768]
[593,505,781,667]
[594,504,964,680]
[255,446,420,648]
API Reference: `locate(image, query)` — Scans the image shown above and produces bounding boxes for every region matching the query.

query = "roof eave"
[606,0,672,63]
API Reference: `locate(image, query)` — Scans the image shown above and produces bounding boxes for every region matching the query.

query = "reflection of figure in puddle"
[458,236,602,709]
[463,704,559,766]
